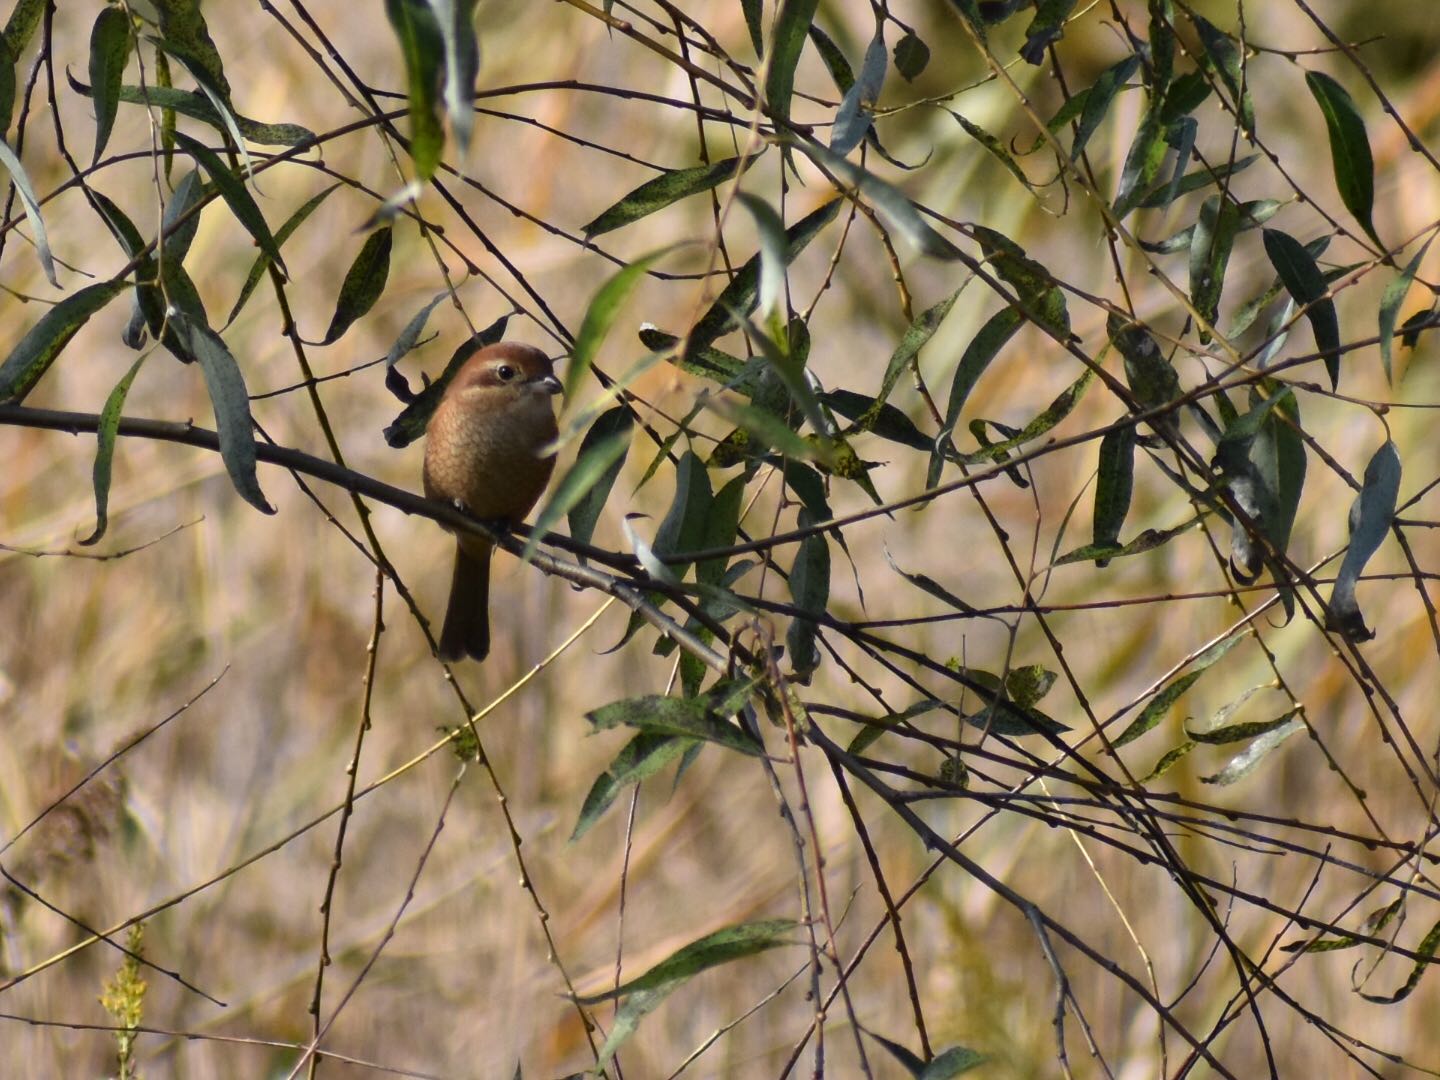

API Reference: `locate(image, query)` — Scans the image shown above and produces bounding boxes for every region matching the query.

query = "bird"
[423,342,562,662]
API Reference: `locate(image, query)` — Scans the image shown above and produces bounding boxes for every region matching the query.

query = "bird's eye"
[496,364,516,381]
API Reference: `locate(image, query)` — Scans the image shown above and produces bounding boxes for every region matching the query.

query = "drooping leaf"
[766,0,821,136]
[322,226,393,344]
[385,0,445,179]
[433,0,480,160]
[0,137,57,286]
[702,393,833,467]
[1141,197,1278,255]
[174,313,274,514]
[688,198,840,353]
[948,110,1036,195]
[0,281,129,403]
[1378,238,1431,384]
[586,692,762,757]
[1113,96,1169,218]
[1109,312,1180,415]
[78,355,147,546]
[652,449,713,581]
[150,36,255,181]
[1068,54,1140,163]
[171,130,286,273]
[929,306,1024,486]
[787,508,830,680]
[793,139,962,259]
[830,22,886,156]
[582,157,744,237]
[571,732,693,842]
[226,183,339,327]
[696,475,746,588]
[1092,424,1135,566]
[1356,916,1440,1004]
[868,288,961,419]
[742,0,763,58]
[528,405,633,557]
[0,0,44,135]
[954,667,1069,736]
[1137,153,1257,209]
[382,314,510,447]
[566,247,674,399]
[151,0,230,101]
[1113,632,1248,747]
[580,919,797,1066]
[1190,14,1253,133]
[867,1030,987,1078]
[822,389,932,451]
[959,369,1094,465]
[734,193,788,319]
[87,7,131,165]
[1326,440,1400,642]
[972,226,1070,337]
[1199,715,1304,785]
[1263,228,1341,389]
[1052,516,1202,566]
[1189,194,1241,340]
[1305,70,1381,249]
[67,73,316,147]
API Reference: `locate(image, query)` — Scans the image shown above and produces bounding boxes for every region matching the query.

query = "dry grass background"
[1,1,1440,1077]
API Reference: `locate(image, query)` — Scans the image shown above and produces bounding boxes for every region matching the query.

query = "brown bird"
[423,342,562,662]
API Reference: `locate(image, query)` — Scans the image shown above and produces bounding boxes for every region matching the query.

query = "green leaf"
[701,393,833,467]
[151,0,230,101]
[1189,194,1241,341]
[87,7,131,165]
[1069,54,1140,163]
[830,23,886,156]
[1020,0,1078,64]
[793,139,962,259]
[174,313,274,514]
[696,475,745,587]
[150,36,254,181]
[930,306,1024,486]
[1305,70,1380,248]
[68,71,315,146]
[1052,516,1202,566]
[1109,312,1181,413]
[765,0,821,135]
[893,32,930,81]
[948,110,1037,196]
[652,449,712,577]
[582,918,797,1066]
[1138,153,1257,209]
[1005,664,1056,708]
[1092,424,1135,566]
[742,0,763,58]
[871,288,961,414]
[571,732,693,842]
[434,0,479,160]
[0,282,130,403]
[381,314,510,447]
[1142,740,1196,782]
[1142,197,1280,255]
[1199,715,1304,785]
[1113,97,1168,218]
[1326,440,1400,642]
[959,368,1094,465]
[921,1045,989,1079]
[1191,14,1253,133]
[385,0,445,179]
[1187,707,1301,746]
[171,130,287,274]
[1262,228,1341,389]
[1356,915,1440,1004]
[972,227,1070,337]
[582,157,743,237]
[226,183,339,327]
[78,354,147,546]
[529,405,632,557]
[822,389,932,452]
[688,199,840,353]
[0,0,44,134]
[585,693,762,757]
[0,137,57,286]
[1113,633,1248,747]
[322,226,393,344]
[954,668,1069,736]
[1378,238,1430,384]
[787,509,830,679]
[734,193,787,319]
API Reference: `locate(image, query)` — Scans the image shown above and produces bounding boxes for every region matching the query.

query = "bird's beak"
[536,373,563,395]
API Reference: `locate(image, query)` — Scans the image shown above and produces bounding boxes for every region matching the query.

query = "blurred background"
[2,1,1440,1076]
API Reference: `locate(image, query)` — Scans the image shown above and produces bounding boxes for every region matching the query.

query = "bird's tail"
[438,541,492,661]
